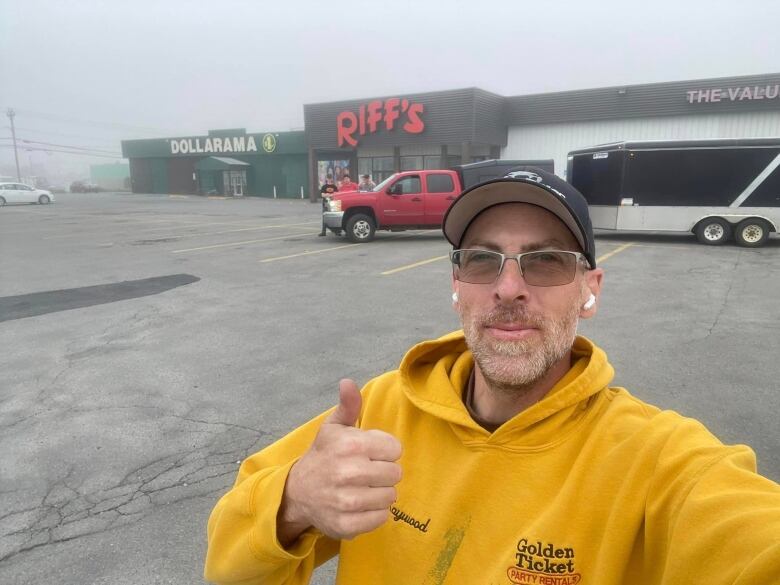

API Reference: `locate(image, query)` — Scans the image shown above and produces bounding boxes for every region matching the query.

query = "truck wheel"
[734,218,771,248]
[695,218,731,245]
[345,214,376,243]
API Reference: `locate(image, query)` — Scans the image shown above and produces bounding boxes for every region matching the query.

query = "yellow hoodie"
[205,332,780,584]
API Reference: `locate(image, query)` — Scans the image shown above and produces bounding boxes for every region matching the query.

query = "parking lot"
[1,192,778,585]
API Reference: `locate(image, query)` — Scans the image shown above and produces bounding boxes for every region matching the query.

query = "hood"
[398,330,615,447]
[333,189,361,199]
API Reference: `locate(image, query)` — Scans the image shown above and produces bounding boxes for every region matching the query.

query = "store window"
[358,156,395,183]
[400,156,423,171]
[423,155,441,169]
[446,155,462,168]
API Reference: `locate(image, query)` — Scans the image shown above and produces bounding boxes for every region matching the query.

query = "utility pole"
[6,108,22,181]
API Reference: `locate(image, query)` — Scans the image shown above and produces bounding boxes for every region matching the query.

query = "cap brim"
[443,179,587,253]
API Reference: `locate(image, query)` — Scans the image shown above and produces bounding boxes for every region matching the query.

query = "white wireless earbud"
[452,292,459,303]
[583,294,596,310]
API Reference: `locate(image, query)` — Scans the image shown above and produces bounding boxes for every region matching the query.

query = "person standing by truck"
[339,174,358,192]
[318,176,338,237]
[358,174,376,191]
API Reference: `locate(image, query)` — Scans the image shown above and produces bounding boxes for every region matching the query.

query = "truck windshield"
[372,174,398,192]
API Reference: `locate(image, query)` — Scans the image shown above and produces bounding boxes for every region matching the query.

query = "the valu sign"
[169,135,258,155]
[337,97,425,147]
[686,84,780,104]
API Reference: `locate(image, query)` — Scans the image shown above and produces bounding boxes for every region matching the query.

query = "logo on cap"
[505,170,543,183]
[504,170,566,199]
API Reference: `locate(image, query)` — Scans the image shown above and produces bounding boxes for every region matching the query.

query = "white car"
[0,182,55,206]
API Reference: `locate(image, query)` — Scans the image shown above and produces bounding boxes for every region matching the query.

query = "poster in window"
[317,160,351,189]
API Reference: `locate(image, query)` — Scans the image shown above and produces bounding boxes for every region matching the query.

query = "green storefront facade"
[121,129,308,198]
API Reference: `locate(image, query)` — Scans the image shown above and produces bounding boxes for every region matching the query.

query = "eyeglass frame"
[449,248,592,287]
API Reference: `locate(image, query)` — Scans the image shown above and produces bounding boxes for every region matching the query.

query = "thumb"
[325,378,362,427]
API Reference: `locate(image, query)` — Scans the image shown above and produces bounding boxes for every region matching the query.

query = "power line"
[19,138,121,156]
[0,137,121,156]
[0,107,175,133]
[4,125,121,146]
[0,144,123,159]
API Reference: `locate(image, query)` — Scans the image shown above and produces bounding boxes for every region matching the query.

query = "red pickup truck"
[322,160,555,242]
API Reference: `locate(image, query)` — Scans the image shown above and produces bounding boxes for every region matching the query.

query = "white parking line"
[171,231,319,253]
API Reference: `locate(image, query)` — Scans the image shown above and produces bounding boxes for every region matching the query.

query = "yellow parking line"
[172,231,318,253]
[381,255,449,275]
[259,244,357,263]
[596,242,635,264]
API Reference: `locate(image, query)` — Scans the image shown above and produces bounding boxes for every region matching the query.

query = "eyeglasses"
[450,249,590,287]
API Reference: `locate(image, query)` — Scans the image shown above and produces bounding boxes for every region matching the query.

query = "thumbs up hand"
[278,379,403,544]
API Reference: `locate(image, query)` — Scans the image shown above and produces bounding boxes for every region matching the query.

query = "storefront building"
[304,88,506,200]
[304,72,780,198]
[503,72,780,176]
[121,73,780,199]
[121,129,308,197]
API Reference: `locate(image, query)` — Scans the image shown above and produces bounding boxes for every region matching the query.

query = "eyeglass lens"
[453,250,578,286]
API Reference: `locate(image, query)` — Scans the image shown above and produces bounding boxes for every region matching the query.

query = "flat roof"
[569,137,780,155]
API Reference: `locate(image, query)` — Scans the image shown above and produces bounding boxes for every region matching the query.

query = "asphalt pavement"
[1,192,778,584]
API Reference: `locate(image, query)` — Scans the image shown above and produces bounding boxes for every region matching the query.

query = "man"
[338,174,358,192]
[205,169,780,584]
[358,174,376,192]
[318,176,338,237]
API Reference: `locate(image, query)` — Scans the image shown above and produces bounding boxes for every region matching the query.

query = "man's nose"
[494,257,530,301]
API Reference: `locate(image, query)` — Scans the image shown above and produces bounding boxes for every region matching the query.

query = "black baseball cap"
[442,167,597,268]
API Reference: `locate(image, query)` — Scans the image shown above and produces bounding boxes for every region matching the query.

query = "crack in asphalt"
[704,250,742,339]
[0,423,271,563]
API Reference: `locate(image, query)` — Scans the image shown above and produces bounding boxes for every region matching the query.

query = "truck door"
[423,172,458,226]
[382,175,424,224]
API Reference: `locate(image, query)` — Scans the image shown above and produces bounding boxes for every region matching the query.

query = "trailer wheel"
[345,213,376,243]
[695,218,731,245]
[734,218,771,248]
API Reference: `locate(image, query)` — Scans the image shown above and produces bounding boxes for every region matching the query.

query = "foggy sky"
[1,0,779,180]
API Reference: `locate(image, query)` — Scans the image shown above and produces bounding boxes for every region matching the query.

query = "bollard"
[273,185,277,199]
[300,186,304,199]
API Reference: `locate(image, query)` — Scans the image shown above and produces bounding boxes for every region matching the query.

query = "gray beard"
[461,302,580,395]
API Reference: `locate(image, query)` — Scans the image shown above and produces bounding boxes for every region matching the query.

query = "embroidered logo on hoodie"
[506,538,581,584]
[390,505,430,533]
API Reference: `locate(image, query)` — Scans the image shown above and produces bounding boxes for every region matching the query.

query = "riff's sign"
[686,84,780,104]
[337,98,425,147]
[169,135,258,154]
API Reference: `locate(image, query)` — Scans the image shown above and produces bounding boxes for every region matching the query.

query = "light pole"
[6,108,22,181]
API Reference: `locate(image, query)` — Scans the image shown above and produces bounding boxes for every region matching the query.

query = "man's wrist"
[277,462,311,547]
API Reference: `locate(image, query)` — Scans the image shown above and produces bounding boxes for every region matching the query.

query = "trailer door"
[568,151,625,229]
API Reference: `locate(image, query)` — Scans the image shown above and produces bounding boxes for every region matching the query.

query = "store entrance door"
[232,175,244,196]
[224,170,247,197]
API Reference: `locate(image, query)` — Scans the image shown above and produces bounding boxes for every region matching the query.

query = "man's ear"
[451,274,460,309]
[580,268,604,319]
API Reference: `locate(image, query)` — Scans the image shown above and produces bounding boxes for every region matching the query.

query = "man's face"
[452,202,603,391]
